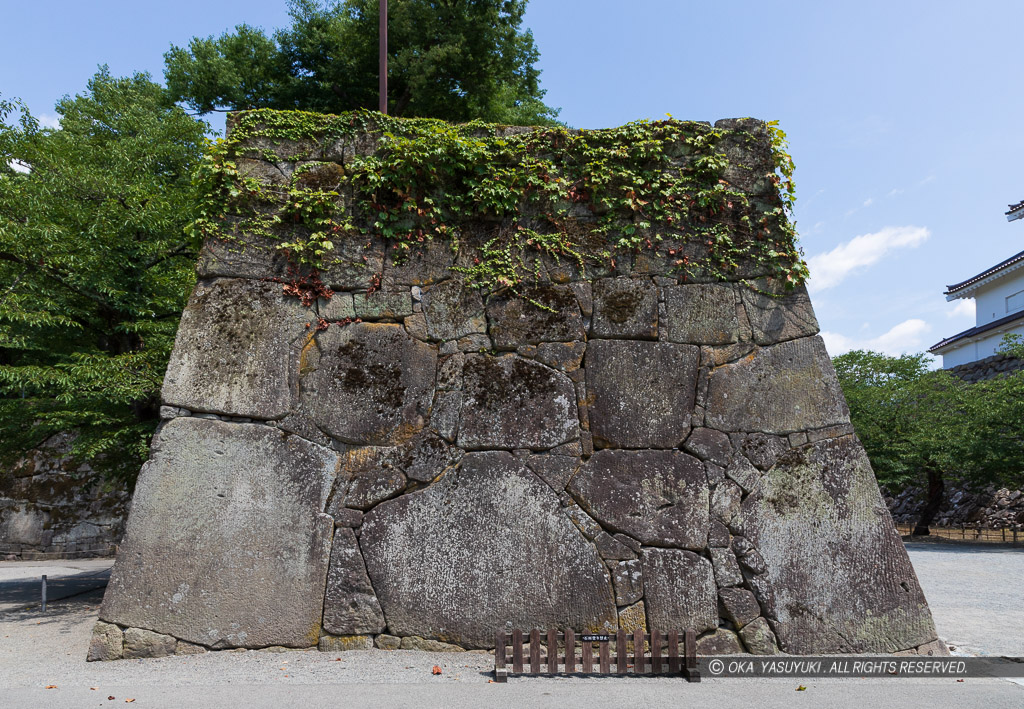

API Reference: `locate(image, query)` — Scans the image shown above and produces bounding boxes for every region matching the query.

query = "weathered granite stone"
[731,537,768,575]
[610,559,644,606]
[661,284,741,344]
[320,293,356,321]
[683,428,733,467]
[569,450,708,549]
[383,239,456,285]
[705,461,726,487]
[740,432,788,471]
[738,617,779,655]
[725,456,761,494]
[593,532,637,561]
[429,391,462,442]
[696,629,744,655]
[709,548,744,588]
[400,431,462,483]
[353,289,413,319]
[399,636,466,652]
[708,519,731,548]
[534,341,587,372]
[175,640,207,655]
[332,508,364,528]
[331,446,407,512]
[436,353,464,390]
[458,354,578,451]
[323,528,387,635]
[591,278,658,339]
[359,452,617,648]
[319,237,388,291]
[739,436,938,653]
[740,282,819,346]
[300,323,437,445]
[618,601,647,633]
[705,337,850,434]
[195,232,291,282]
[162,278,311,419]
[421,280,487,341]
[640,548,717,635]
[486,285,585,349]
[526,454,579,492]
[99,418,336,649]
[374,634,403,650]
[719,588,761,629]
[585,340,699,449]
[87,621,123,662]
[562,500,604,540]
[710,480,742,527]
[123,627,177,659]
[319,634,374,652]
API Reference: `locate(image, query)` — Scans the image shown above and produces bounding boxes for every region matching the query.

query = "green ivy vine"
[189,108,808,298]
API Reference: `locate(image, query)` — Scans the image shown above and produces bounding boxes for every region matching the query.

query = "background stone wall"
[92,114,942,661]
[0,433,128,560]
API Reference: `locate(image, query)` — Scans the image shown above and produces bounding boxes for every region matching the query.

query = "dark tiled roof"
[944,248,1024,295]
[1008,200,1024,219]
[929,308,1024,353]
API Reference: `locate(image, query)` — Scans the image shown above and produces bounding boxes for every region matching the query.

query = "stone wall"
[948,353,1024,383]
[886,485,1024,530]
[0,433,128,560]
[91,113,942,661]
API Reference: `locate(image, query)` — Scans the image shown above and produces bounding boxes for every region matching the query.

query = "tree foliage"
[164,0,560,125]
[0,69,206,484]
[833,349,1024,530]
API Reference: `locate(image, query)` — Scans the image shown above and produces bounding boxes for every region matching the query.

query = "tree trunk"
[912,469,945,536]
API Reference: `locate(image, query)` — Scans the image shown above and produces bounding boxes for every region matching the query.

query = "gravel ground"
[905,542,1024,657]
[0,544,1021,708]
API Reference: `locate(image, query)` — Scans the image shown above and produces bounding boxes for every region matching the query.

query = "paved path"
[0,545,1020,708]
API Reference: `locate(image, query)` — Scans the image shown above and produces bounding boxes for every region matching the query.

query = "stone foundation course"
[93,110,940,660]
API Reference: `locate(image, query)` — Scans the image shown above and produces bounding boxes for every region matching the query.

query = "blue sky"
[3,0,1023,362]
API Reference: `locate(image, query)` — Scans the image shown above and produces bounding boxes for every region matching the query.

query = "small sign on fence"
[494,628,700,683]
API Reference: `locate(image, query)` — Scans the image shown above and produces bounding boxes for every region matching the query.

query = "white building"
[929,200,1024,368]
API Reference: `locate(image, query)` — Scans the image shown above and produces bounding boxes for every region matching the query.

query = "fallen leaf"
[108,697,116,701]
[956,679,964,683]
[126,700,135,704]
[796,686,806,691]
[432,665,443,675]
[90,688,98,691]
[44,685,57,689]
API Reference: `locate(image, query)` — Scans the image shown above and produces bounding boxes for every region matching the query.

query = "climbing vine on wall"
[190,108,808,297]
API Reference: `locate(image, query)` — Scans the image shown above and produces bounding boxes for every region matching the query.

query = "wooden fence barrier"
[494,628,700,683]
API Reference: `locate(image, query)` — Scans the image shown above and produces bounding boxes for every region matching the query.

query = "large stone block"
[162,278,312,419]
[739,436,937,653]
[458,354,578,450]
[421,280,487,341]
[359,452,617,648]
[300,323,437,445]
[740,282,819,346]
[322,528,387,636]
[585,340,699,448]
[569,450,708,549]
[99,418,336,649]
[639,548,717,635]
[660,284,741,344]
[704,336,850,434]
[486,285,585,349]
[591,278,659,339]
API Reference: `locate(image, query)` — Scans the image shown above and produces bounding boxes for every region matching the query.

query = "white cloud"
[887,188,904,198]
[821,318,932,356]
[38,113,60,129]
[7,159,30,174]
[862,197,874,207]
[947,299,975,319]
[806,225,930,292]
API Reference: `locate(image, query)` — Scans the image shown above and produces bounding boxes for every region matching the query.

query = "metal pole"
[379,0,388,114]
[41,574,47,612]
